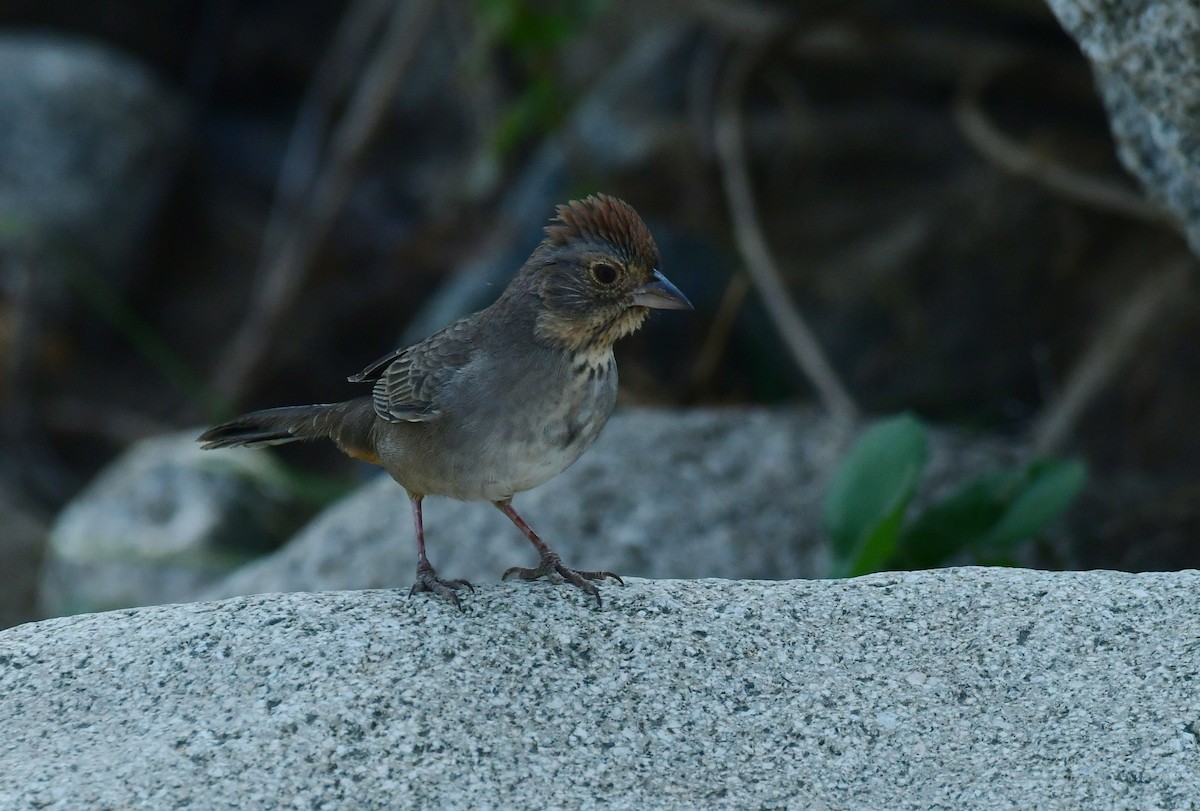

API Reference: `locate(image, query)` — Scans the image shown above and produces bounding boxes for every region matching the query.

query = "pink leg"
[411,494,431,567]
[495,499,623,607]
[408,494,473,608]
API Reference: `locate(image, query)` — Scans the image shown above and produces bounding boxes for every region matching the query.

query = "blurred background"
[2,0,1198,627]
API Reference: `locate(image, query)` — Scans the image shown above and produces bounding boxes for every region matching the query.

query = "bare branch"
[670,0,792,41]
[213,0,438,402]
[1032,257,1192,454]
[259,0,393,264]
[714,46,861,427]
[689,272,750,394]
[955,67,1173,227]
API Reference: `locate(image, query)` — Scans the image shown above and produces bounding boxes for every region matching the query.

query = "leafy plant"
[824,414,1086,578]
[474,0,607,154]
[824,414,928,578]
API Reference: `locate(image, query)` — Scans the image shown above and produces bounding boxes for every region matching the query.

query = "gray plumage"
[199,194,691,607]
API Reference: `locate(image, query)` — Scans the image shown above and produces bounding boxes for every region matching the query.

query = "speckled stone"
[2,569,1198,809]
[1046,0,1200,253]
[41,432,309,617]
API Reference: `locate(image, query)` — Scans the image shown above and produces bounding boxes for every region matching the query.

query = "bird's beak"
[631,270,693,310]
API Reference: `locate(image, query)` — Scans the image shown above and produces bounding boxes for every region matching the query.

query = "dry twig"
[214,0,438,402]
[954,64,1189,453]
[672,0,791,42]
[689,272,750,394]
[714,46,860,427]
[955,66,1172,227]
[258,0,393,266]
[1032,257,1192,454]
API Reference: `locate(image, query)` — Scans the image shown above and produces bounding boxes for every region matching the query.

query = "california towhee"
[199,194,691,607]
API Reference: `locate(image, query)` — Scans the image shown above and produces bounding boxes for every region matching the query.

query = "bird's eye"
[591,262,618,285]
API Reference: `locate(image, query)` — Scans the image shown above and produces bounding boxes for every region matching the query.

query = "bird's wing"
[347,319,477,423]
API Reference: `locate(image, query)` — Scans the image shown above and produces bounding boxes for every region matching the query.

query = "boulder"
[1045,0,1200,253]
[2,569,1197,807]
[0,33,187,306]
[40,432,312,617]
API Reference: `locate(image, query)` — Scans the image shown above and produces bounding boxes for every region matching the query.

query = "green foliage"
[474,0,606,154]
[824,415,1087,578]
[493,75,562,156]
[477,0,597,50]
[824,414,928,578]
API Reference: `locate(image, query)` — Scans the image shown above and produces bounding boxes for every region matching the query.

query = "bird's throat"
[535,307,649,353]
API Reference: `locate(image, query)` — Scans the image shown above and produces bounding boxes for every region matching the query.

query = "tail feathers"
[198,402,365,451]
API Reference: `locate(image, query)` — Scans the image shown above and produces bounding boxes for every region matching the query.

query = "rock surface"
[40,432,312,617]
[2,569,1198,808]
[1046,0,1200,252]
[204,408,1023,601]
[0,33,187,304]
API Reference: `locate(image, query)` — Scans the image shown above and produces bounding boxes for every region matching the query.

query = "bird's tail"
[198,398,379,463]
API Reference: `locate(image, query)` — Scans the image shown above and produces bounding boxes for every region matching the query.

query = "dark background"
[2,0,1198,616]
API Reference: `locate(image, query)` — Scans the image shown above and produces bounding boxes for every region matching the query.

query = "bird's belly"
[489,426,597,494]
[386,365,615,502]
[467,392,610,499]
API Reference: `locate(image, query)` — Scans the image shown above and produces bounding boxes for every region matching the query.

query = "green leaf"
[493,76,563,155]
[824,414,928,578]
[896,458,1087,569]
[895,470,1017,569]
[979,459,1087,550]
[845,504,909,578]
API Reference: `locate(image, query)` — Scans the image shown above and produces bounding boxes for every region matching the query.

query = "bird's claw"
[502,552,623,607]
[410,562,474,610]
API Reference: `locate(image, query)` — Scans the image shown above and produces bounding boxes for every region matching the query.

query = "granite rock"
[40,432,312,617]
[1,569,1197,808]
[1046,0,1200,253]
[0,32,187,305]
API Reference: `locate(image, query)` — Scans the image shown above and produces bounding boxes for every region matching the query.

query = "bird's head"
[522,194,692,352]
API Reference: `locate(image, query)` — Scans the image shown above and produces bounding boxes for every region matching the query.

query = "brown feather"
[543,194,660,272]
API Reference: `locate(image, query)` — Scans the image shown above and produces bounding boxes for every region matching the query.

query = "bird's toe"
[410,567,474,610]
[501,553,622,607]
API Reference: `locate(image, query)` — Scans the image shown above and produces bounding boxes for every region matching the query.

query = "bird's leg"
[495,499,623,606]
[407,494,473,608]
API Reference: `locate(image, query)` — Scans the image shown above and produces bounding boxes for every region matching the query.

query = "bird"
[198,194,691,608]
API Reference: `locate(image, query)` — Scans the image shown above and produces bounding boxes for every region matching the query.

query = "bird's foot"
[502,551,623,607]
[409,560,474,610]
